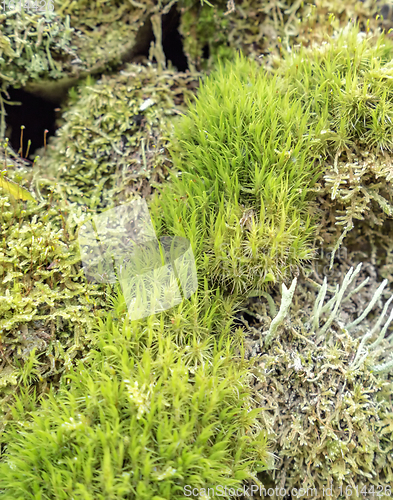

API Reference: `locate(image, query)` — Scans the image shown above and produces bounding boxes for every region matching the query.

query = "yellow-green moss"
[0,142,109,437]
[0,285,272,499]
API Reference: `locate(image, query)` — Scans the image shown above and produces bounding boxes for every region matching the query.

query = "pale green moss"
[36,63,202,210]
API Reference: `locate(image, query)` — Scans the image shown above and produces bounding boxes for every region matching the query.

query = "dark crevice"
[162,5,189,71]
[202,43,210,60]
[121,15,154,65]
[4,88,60,160]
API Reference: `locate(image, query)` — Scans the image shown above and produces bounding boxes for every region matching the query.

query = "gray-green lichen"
[0,10,80,89]
[243,260,393,498]
[0,0,166,102]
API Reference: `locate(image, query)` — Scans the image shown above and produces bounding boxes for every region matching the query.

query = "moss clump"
[36,63,201,210]
[150,25,393,298]
[0,141,109,439]
[242,261,393,498]
[271,25,393,264]
[0,288,272,499]
[149,52,328,296]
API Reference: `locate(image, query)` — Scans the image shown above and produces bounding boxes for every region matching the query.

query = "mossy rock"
[35,62,201,210]
[0,0,173,102]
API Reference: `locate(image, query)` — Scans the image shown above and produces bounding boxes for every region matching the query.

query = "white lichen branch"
[264,277,297,347]
[263,262,393,374]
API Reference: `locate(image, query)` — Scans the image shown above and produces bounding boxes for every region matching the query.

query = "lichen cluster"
[0,10,80,89]
[241,260,393,498]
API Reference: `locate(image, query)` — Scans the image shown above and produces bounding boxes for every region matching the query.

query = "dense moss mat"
[0,60,201,463]
[2,19,393,499]
[149,52,324,296]
[35,63,201,210]
[149,25,393,495]
[0,287,272,499]
[149,26,393,296]
[159,25,393,288]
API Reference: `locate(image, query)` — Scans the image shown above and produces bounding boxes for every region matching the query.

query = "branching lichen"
[243,259,393,498]
[264,277,297,347]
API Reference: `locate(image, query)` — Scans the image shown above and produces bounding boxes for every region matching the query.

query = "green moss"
[0,141,108,438]
[36,64,201,210]
[149,25,393,296]
[2,13,393,499]
[274,24,393,262]
[0,287,272,499]
[149,51,326,295]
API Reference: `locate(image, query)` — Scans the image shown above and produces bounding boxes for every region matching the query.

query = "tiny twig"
[19,125,25,158]
[44,129,48,152]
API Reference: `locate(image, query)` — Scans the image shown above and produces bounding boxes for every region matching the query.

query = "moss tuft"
[150,52,326,295]
[0,287,272,499]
